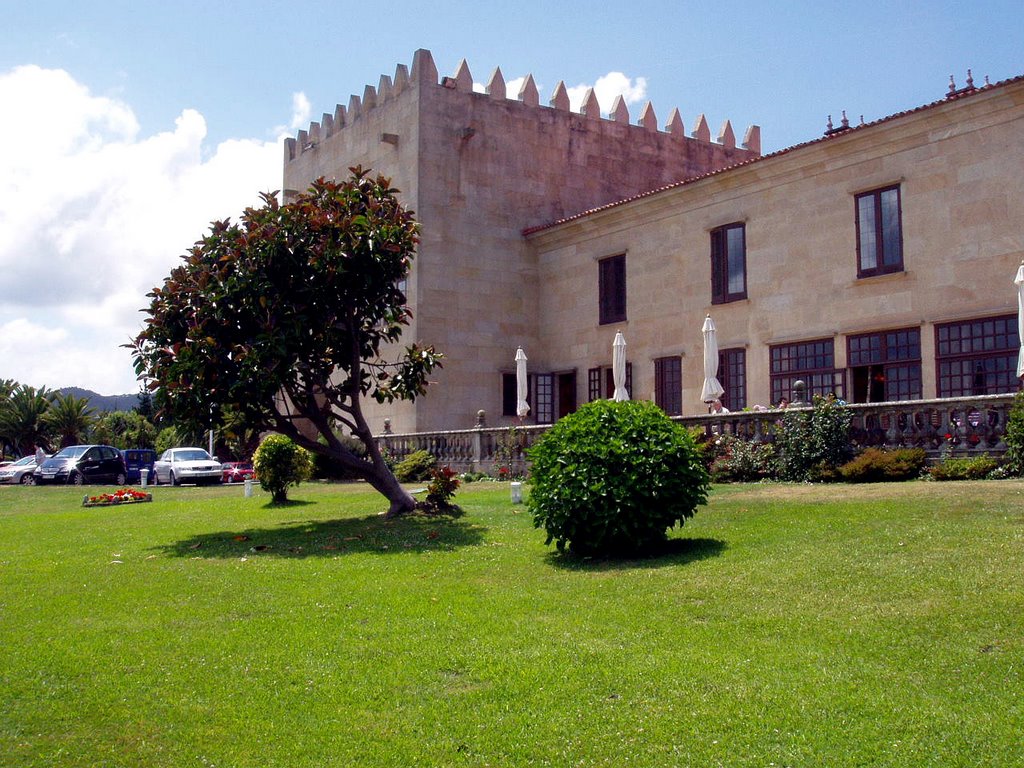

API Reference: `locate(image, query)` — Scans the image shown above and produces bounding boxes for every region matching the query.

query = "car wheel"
[72,472,85,486]
[21,474,35,485]
[115,472,127,486]
[170,471,179,487]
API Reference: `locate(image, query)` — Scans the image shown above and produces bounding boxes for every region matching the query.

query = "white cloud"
[289,91,312,131]
[0,66,283,394]
[567,72,648,115]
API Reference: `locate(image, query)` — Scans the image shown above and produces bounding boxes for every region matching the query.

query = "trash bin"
[510,481,523,504]
[244,478,253,498]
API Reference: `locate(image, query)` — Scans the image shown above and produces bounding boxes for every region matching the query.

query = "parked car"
[221,461,255,484]
[33,445,127,485]
[121,448,157,484]
[0,455,40,485]
[153,447,223,486]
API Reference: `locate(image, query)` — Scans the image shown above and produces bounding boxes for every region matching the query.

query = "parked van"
[121,449,157,485]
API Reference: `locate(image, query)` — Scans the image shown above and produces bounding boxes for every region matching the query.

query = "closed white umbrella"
[700,314,726,404]
[612,332,629,401]
[515,347,530,418]
[1016,262,1024,379]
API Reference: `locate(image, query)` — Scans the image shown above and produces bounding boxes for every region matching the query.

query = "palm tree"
[45,393,96,448]
[0,385,54,456]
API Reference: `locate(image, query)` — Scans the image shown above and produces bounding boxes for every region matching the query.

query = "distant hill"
[58,388,141,413]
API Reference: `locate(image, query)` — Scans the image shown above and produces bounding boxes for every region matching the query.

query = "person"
[710,399,730,414]
[776,397,789,409]
[35,445,46,464]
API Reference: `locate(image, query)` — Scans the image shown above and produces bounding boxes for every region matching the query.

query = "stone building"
[284,51,1023,433]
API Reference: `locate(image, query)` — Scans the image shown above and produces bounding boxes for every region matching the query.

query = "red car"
[221,461,255,483]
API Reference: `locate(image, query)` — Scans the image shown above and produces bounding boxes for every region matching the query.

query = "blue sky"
[2,0,1023,394]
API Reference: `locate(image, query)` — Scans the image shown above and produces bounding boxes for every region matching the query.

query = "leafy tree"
[130,169,442,516]
[155,426,185,456]
[44,392,96,447]
[773,394,853,481]
[91,411,157,449]
[252,434,313,504]
[0,385,54,456]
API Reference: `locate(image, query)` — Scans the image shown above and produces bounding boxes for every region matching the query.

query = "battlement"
[284,48,762,162]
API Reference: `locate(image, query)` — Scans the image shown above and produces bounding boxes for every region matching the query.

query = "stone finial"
[692,113,710,142]
[378,74,393,103]
[411,49,438,85]
[580,88,601,119]
[611,95,629,124]
[333,104,347,129]
[453,59,474,93]
[348,94,362,120]
[840,110,849,129]
[948,74,957,96]
[742,124,761,154]
[665,107,684,135]
[717,120,736,149]
[966,68,975,89]
[518,74,540,107]
[362,84,377,111]
[550,81,570,111]
[393,63,409,94]
[486,67,506,100]
[636,101,656,131]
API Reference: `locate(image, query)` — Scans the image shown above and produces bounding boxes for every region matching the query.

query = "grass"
[1,479,1022,767]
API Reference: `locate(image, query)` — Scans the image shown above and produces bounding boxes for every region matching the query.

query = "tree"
[91,410,157,449]
[45,392,96,447]
[0,385,54,456]
[130,169,442,516]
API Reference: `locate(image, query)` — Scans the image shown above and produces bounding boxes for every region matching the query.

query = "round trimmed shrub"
[252,433,313,503]
[527,400,710,556]
[393,449,437,482]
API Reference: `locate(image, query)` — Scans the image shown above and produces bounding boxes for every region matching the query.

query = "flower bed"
[82,488,153,507]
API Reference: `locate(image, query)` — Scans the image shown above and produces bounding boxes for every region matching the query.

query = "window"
[588,363,633,401]
[770,338,845,405]
[710,223,746,304]
[847,328,921,402]
[856,185,903,277]
[936,315,1021,397]
[654,357,682,416]
[534,373,554,424]
[719,348,747,411]
[598,254,626,325]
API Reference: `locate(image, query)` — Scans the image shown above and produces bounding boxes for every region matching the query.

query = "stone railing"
[375,394,1019,475]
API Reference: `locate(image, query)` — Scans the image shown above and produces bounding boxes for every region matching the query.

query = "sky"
[2,1,1022,395]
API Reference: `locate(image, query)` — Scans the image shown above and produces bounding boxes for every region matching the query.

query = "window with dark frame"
[935,314,1021,397]
[654,357,682,416]
[710,223,746,304]
[718,348,747,411]
[856,185,903,277]
[587,363,633,401]
[534,373,554,424]
[598,254,627,325]
[847,327,921,402]
[770,338,845,405]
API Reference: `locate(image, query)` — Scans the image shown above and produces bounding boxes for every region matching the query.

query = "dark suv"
[121,449,157,484]
[33,445,128,486]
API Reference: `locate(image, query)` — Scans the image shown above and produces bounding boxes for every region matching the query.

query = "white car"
[153,447,223,486]
[0,455,39,485]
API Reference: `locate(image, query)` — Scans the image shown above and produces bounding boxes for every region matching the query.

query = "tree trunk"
[365,464,417,517]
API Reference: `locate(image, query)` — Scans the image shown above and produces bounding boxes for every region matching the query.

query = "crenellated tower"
[283,49,762,433]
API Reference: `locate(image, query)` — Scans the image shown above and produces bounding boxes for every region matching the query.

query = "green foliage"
[928,454,1000,481]
[91,410,157,449]
[155,426,184,456]
[44,393,96,448]
[838,447,927,483]
[773,395,853,482]
[130,168,442,516]
[0,384,54,455]
[709,434,778,483]
[252,434,314,503]
[312,433,367,480]
[527,400,710,557]
[422,465,462,513]
[493,426,527,479]
[1003,391,1024,475]
[393,450,437,482]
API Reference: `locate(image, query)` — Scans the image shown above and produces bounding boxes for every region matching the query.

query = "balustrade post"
[472,410,485,473]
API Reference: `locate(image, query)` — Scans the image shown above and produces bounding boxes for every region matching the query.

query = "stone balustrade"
[375,394,1019,475]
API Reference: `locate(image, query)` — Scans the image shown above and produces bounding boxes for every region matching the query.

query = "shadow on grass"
[155,512,486,559]
[544,537,727,571]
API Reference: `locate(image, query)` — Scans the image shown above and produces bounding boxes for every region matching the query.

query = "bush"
[421,465,462,514]
[709,435,777,483]
[774,395,853,482]
[527,400,709,557]
[393,450,437,482]
[312,433,367,480]
[928,454,1000,481]
[838,447,927,483]
[252,434,313,503]
[1003,392,1024,476]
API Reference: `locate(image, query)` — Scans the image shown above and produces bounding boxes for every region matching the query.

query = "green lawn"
[1,479,1022,767]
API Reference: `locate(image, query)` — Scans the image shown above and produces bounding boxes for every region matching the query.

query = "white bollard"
[510,481,523,504]
[140,470,148,488]
[243,478,253,498]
